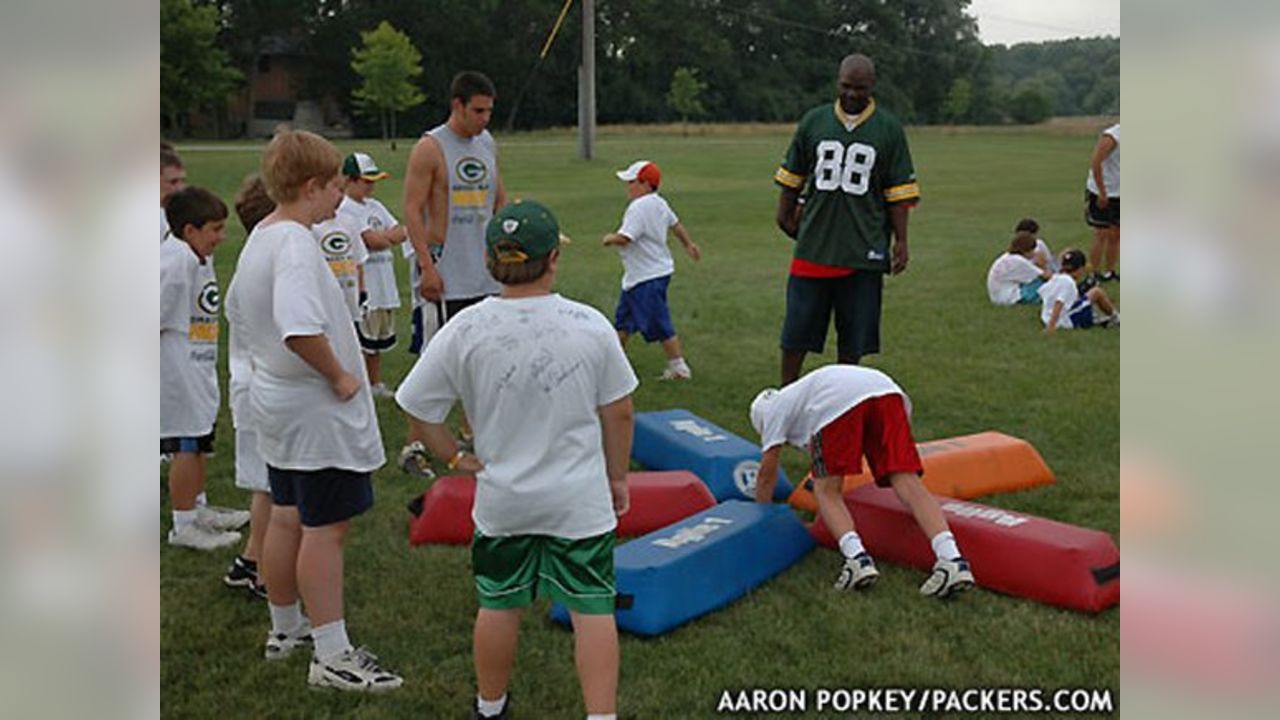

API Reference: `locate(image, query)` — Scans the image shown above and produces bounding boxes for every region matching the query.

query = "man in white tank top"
[397,71,508,476]
[1084,123,1120,282]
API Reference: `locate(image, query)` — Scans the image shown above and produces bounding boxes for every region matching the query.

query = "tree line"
[162,0,1118,138]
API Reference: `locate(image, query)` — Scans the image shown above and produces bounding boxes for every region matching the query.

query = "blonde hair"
[261,130,341,204]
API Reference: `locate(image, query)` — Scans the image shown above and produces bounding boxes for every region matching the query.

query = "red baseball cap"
[615,160,661,188]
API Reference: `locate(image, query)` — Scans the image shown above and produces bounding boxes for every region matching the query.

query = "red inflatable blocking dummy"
[408,471,716,546]
[810,485,1118,613]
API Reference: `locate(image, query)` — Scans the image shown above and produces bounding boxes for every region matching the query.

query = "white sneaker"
[308,646,403,692]
[919,556,975,598]
[265,619,313,661]
[197,504,251,531]
[168,523,241,551]
[370,383,396,399]
[833,552,880,591]
[659,366,692,381]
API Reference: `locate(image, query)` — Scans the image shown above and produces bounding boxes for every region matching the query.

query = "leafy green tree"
[667,67,708,135]
[351,21,426,144]
[161,0,243,136]
[942,78,972,123]
[1008,85,1052,124]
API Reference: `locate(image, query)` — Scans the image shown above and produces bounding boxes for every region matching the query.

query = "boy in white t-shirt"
[1039,248,1120,335]
[750,364,975,599]
[397,201,637,720]
[602,160,701,380]
[337,152,408,399]
[225,131,401,692]
[986,230,1052,306]
[311,205,367,325]
[161,187,249,550]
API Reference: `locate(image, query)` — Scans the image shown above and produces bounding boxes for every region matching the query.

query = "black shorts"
[267,465,374,527]
[160,426,216,455]
[1085,190,1120,228]
[780,272,882,360]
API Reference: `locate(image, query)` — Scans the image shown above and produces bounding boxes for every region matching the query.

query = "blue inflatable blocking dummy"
[551,501,814,636]
[632,409,792,501]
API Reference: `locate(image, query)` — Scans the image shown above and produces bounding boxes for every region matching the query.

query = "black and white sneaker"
[472,694,511,719]
[833,552,880,591]
[308,646,403,692]
[919,556,975,598]
[224,555,258,589]
[264,620,312,661]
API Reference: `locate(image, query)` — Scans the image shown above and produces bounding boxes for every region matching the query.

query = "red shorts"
[808,394,923,486]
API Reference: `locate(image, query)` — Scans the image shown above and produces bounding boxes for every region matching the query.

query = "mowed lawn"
[162,125,1118,718]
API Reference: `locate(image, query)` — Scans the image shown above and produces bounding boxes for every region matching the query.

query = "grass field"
[162,123,1119,717]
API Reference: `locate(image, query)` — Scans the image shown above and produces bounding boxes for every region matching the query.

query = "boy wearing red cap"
[603,160,701,380]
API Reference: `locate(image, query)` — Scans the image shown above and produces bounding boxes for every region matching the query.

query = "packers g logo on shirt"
[456,157,488,184]
[197,280,220,314]
[321,231,351,257]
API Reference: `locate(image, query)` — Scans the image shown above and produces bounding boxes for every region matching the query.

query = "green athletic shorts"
[471,531,616,615]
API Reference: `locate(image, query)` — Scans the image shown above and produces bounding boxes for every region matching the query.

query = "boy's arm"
[602,232,632,247]
[408,416,484,474]
[283,334,360,400]
[671,222,701,261]
[754,445,783,503]
[1044,300,1064,336]
[360,225,407,251]
[599,394,635,515]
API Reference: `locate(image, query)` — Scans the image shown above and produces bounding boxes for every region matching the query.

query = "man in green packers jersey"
[774,54,920,385]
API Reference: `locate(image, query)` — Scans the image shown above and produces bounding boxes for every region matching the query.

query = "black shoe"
[223,555,259,590]
[473,694,510,720]
[1099,270,1119,282]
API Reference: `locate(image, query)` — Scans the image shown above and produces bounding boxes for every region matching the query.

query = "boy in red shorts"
[750,364,974,598]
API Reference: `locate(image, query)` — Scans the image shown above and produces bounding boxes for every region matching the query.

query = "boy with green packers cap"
[396,200,637,720]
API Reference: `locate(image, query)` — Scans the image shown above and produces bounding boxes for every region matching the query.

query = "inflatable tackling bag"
[550,500,814,636]
[811,485,1119,613]
[407,471,717,546]
[632,409,792,502]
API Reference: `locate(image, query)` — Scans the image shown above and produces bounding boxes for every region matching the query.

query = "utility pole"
[578,0,596,159]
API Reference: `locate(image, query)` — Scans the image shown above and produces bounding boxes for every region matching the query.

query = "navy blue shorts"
[615,275,676,342]
[160,426,216,455]
[780,272,882,360]
[1067,296,1095,329]
[267,465,374,527]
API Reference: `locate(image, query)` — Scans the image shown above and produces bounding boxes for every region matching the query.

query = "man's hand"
[453,452,485,474]
[331,372,361,401]
[685,242,702,261]
[418,262,444,303]
[1096,194,1110,209]
[891,240,909,275]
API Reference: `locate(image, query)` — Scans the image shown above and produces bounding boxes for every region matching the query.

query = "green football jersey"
[774,99,920,271]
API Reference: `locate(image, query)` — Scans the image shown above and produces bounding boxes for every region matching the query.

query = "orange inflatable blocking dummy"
[787,431,1054,513]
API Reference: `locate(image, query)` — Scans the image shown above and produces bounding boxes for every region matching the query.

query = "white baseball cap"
[615,160,662,187]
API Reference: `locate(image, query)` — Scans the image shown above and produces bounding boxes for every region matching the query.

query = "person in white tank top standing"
[1084,123,1120,283]
[398,71,507,476]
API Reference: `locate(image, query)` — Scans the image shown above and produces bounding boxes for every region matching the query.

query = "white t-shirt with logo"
[160,235,220,437]
[986,252,1044,305]
[1038,273,1081,329]
[1085,124,1120,198]
[753,365,909,453]
[396,294,639,538]
[310,214,367,322]
[615,192,679,290]
[225,221,385,472]
[338,195,401,310]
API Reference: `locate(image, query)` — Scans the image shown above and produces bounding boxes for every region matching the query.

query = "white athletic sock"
[586,714,617,720]
[312,619,353,661]
[172,509,198,531]
[269,602,305,636]
[837,531,866,560]
[477,694,508,718]
[195,492,208,508]
[931,531,961,561]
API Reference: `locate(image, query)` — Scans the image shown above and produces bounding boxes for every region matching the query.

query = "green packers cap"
[485,200,560,263]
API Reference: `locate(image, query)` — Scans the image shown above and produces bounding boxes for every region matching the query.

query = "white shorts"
[234,428,270,493]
